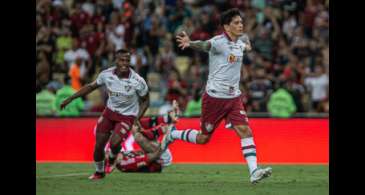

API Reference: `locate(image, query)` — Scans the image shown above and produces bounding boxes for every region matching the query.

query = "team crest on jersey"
[124,85,132,92]
[228,54,236,63]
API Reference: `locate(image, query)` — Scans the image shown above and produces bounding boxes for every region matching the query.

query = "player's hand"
[168,100,180,123]
[245,43,252,51]
[176,31,190,50]
[133,120,142,131]
[60,99,71,110]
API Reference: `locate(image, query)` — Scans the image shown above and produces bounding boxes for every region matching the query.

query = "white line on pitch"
[36,172,90,178]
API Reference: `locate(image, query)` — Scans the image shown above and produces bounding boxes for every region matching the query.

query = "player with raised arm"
[60,49,150,180]
[163,8,272,184]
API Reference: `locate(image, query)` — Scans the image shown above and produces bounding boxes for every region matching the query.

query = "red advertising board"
[36,118,329,164]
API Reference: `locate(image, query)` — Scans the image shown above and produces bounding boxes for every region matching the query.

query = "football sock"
[95,161,105,173]
[241,137,258,175]
[171,129,199,144]
[109,145,121,163]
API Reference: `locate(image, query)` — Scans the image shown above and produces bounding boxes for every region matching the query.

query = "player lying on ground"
[106,100,180,173]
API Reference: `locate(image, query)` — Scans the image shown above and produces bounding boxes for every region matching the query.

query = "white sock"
[171,129,200,144]
[241,137,258,175]
[109,151,117,159]
[95,161,105,173]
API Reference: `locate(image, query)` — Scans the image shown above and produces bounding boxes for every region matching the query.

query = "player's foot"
[161,125,176,151]
[88,171,105,180]
[104,157,116,174]
[249,167,272,184]
[160,148,173,167]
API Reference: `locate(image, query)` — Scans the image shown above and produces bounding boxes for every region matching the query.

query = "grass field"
[36,163,328,195]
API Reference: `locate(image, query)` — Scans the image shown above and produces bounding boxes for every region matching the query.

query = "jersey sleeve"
[136,77,149,97]
[208,37,218,52]
[96,72,105,85]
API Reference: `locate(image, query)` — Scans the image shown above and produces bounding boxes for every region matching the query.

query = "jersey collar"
[113,67,132,79]
[223,31,238,43]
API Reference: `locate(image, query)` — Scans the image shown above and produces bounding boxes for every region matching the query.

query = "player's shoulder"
[99,66,116,75]
[210,34,226,42]
[130,69,147,83]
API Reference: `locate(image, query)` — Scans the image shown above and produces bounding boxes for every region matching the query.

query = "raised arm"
[176,31,211,52]
[60,81,101,110]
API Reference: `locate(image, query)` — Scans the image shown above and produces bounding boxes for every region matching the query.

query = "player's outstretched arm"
[60,81,100,109]
[176,31,211,52]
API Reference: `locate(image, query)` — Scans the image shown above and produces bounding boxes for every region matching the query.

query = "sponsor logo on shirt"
[124,85,132,92]
[228,54,237,63]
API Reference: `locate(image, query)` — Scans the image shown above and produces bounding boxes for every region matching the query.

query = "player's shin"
[241,137,258,175]
[94,160,105,173]
[109,144,121,163]
[171,129,200,143]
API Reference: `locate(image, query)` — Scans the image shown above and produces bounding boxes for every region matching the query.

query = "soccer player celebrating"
[60,49,150,180]
[164,8,272,184]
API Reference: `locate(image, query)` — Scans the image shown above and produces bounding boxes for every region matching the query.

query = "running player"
[164,8,272,184]
[60,49,150,180]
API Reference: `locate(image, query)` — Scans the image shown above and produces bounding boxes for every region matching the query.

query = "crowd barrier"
[36,117,329,164]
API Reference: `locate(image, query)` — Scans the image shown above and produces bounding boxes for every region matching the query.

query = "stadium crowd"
[36,0,329,117]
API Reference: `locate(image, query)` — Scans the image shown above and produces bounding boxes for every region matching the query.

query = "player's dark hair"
[220,8,243,26]
[115,48,130,56]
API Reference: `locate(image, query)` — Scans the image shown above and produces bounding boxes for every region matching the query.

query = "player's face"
[227,16,244,37]
[115,53,130,73]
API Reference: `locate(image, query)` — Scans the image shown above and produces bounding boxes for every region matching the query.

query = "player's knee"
[235,125,252,137]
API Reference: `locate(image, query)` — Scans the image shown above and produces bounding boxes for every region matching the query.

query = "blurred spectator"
[267,82,297,118]
[36,0,329,115]
[54,28,72,71]
[108,24,126,50]
[166,69,188,111]
[304,64,329,112]
[36,83,57,116]
[64,39,90,80]
[286,78,306,112]
[248,66,273,112]
[155,40,176,78]
[184,89,202,117]
[54,76,85,116]
[166,0,192,33]
[68,58,83,90]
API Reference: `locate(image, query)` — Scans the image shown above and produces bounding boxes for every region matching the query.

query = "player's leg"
[233,125,272,184]
[132,125,160,153]
[162,93,227,149]
[105,121,131,174]
[228,98,272,184]
[90,116,113,180]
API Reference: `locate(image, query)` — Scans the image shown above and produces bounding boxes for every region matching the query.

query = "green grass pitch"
[36,163,328,195]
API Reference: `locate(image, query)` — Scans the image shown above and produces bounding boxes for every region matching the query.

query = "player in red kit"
[113,100,180,173]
